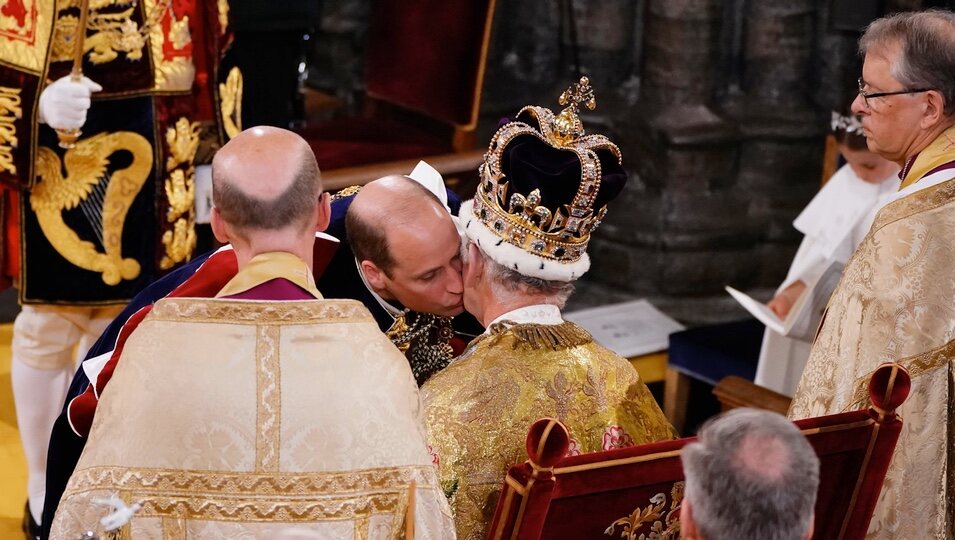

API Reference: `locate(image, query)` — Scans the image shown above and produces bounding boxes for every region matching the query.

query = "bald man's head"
[347,175,465,317]
[212,126,322,235]
[347,175,446,275]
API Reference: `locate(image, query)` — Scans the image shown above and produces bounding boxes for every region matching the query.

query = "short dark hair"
[681,408,819,540]
[860,10,955,115]
[345,178,444,276]
[213,147,320,234]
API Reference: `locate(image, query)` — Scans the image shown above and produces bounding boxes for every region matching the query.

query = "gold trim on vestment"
[899,125,955,190]
[255,325,281,472]
[846,339,955,411]
[216,251,321,299]
[149,297,374,324]
[62,465,440,522]
[871,177,955,233]
[480,320,594,350]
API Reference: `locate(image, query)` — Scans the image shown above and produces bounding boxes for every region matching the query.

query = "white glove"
[38,75,102,130]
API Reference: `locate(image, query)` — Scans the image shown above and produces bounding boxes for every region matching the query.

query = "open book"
[726,261,844,342]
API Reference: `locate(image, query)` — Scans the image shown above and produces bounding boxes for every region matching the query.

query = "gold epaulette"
[486,320,593,351]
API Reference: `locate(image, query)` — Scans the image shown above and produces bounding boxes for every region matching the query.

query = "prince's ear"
[360,259,387,290]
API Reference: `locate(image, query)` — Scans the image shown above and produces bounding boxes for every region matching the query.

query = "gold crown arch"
[471,77,623,264]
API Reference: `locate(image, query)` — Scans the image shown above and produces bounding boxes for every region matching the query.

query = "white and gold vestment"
[52,297,455,539]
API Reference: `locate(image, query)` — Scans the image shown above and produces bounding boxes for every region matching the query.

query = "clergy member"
[421,78,676,540]
[788,10,955,539]
[50,127,455,539]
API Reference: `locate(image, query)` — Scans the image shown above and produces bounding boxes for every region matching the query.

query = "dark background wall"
[306,0,941,324]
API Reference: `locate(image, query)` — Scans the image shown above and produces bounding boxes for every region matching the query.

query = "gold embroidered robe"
[789,128,955,539]
[421,321,676,540]
[51,297,455,539]
[0,0,241,304]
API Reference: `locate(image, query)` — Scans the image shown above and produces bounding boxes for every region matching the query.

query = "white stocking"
[11,357,73,524]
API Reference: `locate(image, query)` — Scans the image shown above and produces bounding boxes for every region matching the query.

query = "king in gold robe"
[51,294,455,539]
[789,125,955,539]
[422,311,675,540]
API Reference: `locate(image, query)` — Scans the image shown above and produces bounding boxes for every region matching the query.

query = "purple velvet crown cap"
[495,110,628,214]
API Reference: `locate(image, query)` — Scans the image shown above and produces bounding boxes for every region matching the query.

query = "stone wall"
[307,0,929,323]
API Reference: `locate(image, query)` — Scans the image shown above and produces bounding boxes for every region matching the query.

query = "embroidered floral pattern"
[602,425,635,451]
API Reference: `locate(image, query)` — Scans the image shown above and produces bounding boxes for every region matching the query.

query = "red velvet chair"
[298,0,496,188]
[488,363,910,540]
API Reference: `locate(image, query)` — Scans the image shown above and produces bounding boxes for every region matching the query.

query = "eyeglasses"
[857,77,933,108]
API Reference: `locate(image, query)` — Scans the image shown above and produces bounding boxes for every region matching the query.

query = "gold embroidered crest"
[160,117,200,269]
[219,67,243,139]
[604,482,684,540]
[31,131,152,285]
[0,86,22,175]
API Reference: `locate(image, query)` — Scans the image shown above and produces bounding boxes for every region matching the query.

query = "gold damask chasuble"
[790,133,955,538]
[51,298,455,539]
[422,321,676,540]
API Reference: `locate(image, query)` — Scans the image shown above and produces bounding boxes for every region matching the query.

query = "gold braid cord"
[485,320,594,350]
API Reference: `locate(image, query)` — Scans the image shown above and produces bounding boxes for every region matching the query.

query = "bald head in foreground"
[681,409,819,540]
[211,125,330,270]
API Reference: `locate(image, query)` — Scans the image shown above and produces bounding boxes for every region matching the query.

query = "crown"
[469,77,623,269]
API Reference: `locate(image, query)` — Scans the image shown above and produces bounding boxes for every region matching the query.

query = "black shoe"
[22,501,41,540]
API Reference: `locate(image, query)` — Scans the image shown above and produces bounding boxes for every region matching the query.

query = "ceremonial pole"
[57,0,90,148]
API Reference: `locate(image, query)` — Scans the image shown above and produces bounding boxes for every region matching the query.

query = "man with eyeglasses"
[788,9,955,539]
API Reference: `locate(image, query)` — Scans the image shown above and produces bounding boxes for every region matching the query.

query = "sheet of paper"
[725,286,785,334]
[564,299,685,357]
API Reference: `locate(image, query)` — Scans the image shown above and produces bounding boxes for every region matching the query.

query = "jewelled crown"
[464,77,627,282]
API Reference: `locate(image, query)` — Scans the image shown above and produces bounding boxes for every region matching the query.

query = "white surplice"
[755,164,899,396]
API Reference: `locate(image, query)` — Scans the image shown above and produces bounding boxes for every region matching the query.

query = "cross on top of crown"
[559,76,596,113]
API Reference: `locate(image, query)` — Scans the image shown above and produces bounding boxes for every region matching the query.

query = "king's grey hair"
[463,241,574,308]
[681,408,819,540]
[860,9,955,115]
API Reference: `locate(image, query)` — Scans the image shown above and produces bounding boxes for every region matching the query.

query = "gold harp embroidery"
[0,86,22,175]
[219,67,243,139]
[31,131,152,285]
[604,481,684,540]
[160,117,199,270]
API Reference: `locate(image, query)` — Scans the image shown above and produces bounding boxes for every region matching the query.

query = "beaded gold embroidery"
[31,131,152,284]
[0,86,21,175]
